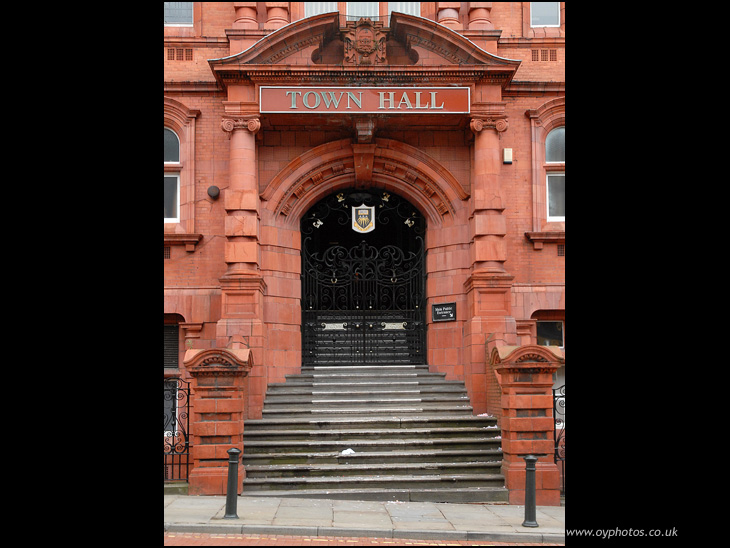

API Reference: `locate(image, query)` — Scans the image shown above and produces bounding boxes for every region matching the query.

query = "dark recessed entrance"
[301,189,426,365]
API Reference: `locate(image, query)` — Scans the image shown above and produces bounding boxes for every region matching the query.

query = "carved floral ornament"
[221,116,261,138]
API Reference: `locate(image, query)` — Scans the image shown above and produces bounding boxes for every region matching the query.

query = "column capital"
[221,116,261,137]
[470,116,508,135]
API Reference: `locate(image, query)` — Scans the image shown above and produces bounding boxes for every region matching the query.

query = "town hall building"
[164,2,565,505]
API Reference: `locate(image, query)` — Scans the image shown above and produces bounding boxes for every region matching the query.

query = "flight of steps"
[241,364,508,503]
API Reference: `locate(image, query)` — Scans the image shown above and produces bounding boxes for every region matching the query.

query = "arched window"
[164,128,180,163]
[545,127,564,222]
[545,127,564,163]
[164,127,180,223]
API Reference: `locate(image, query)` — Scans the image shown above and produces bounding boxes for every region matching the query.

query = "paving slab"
[163,494,565,544]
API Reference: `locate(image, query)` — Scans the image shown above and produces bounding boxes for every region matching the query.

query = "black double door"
[301,190,425,365]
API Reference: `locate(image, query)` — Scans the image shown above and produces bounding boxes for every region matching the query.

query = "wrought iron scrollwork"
[303,241,425,365]
[553,383,565,494]
[302,190,426,365]
[164,377,191,481]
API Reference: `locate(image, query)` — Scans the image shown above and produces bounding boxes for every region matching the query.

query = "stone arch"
[260,138,469,229]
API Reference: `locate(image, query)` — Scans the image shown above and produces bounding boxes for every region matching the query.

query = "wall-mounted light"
[207,186,220,199]
[503,148,513,164]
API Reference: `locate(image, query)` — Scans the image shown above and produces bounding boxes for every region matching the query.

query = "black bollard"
[223,448,241,519]
[522,454,539,527]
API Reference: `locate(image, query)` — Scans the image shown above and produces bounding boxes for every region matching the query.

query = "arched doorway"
[301,189,426,365]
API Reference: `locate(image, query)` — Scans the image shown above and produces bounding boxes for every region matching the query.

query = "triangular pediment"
[209,12,519,86]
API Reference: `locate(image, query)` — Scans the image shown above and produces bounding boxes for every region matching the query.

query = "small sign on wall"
[432,302,456,322]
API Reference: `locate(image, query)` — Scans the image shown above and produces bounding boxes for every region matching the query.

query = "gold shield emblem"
[352,203,375,233]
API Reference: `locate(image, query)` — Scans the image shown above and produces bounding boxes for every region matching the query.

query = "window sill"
[164,233,203,252]
[525,231,564,250]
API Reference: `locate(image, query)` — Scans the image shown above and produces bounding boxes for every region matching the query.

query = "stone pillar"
[265,2,290,29]
[185,347,253,495]
[468,2,494,30]
[463,113,515,413]
[218,116,266,375]
[230,2,259,55]
[490,345,563,506]
[436,2,462,30]
[233,2,258,29]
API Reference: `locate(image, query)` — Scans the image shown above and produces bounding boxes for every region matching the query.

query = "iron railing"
[553,383,565,495]
[164,377,191,481]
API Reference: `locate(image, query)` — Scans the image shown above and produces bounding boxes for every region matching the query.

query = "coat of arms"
[343,18,387,65]
[352,203,375,233]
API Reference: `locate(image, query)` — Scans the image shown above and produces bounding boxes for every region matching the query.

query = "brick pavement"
[163,532,565,546]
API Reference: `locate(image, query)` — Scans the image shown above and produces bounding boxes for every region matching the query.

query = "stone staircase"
[241,364,508,503]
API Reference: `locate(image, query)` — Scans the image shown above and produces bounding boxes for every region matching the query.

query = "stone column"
[185,347,253,495]
[463,114,515,413]
[490,345,563,506]
[218,117,266,367]
[230,2,259,55]
[436,2,462,30]
[265,2,290,29]
[468,2,494,30]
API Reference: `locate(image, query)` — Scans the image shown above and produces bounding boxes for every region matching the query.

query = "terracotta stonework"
[165,2,564,501]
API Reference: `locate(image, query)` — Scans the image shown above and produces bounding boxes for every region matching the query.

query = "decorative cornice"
[525,231,565,249]
[163,233,203,252]
[238,66,490,86]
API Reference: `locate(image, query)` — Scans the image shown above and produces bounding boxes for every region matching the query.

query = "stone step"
[242,449,503,466]
[244,437,499,454]
[263,400,472,409]
[239,486,509,503]
[265,387,467,398]
[244,426,499,441]
[262,394,470,405]
[267,380,464,391]
[244,461,502,478]
[286,372,447,381]
[242,360,507,503]
[284,377,449,385]
[260,405,474,418]
[243,473,505,491]
[244,415,499,432]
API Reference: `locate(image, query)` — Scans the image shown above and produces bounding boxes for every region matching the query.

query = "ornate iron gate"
[303,239,425,365]
[553,383,565,495]
[164,377,191,481]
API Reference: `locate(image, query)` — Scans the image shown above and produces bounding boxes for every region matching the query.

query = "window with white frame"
[164,2,193,26]
[545,126,564,222]
[305,2,338,17]
[347,2,379,18]
[164,128,181,223]
[305,2,420,18]
[389,2,420,16]
[530,2,560,27]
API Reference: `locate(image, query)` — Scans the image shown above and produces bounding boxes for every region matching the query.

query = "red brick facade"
[164,2,564,501]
